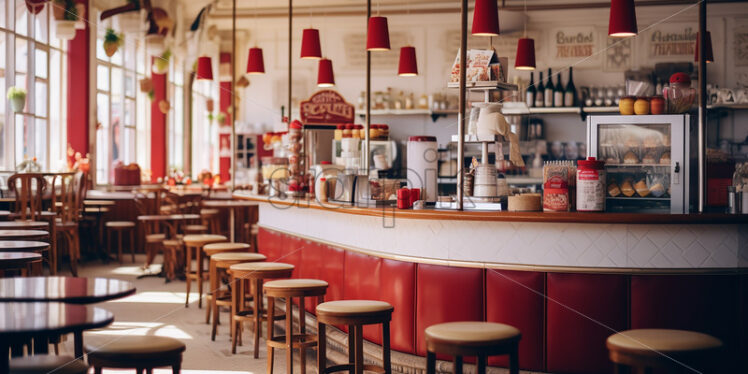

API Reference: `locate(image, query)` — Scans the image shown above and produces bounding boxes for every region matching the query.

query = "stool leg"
[354,325,364,374]
[185,246,192,307]
[231,276,240,354]
[477,354,487,374]
[286,296,293,374]
[453,356,463,374]
[347,327,355,374]
[130,228,135,263]
[173,361,181,374]
[382,321,391,374]
[509,344,519,374]
[118,230,124,264]
[426,352,436,374]
[254,278,263,359]
[94,367,102,374]
[267,296,276,374]
[318,322,327,374]
[299,297,306,374]
[197,247,204,309]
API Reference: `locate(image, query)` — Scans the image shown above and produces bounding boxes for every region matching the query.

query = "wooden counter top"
[233,192,748,225]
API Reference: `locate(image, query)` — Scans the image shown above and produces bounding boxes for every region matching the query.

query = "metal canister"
[727,186,738,214]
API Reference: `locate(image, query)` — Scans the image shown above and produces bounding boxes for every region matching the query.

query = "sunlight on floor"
[111,291,200,304]
[86,321,193,340]
[108,264,162,276]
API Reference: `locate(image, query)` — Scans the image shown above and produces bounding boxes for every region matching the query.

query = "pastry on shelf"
[642,151,657,164]
[624,136,641,148]
[650,183,666,197]
[635,179,650,197]
[605,156,619,164]
[623,151,639,164]
[643,135,661,148]
[621,180,636,197]
[608,181,621,197]
[659,151,671,165]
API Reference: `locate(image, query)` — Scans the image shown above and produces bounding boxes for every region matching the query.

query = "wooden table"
[201,200,258,241]
[0,302,114,372]
[0,240,49,253]
[0,252,41,275]
[0,221,49,230]
[0,276,136,304]
[0,229,49,241]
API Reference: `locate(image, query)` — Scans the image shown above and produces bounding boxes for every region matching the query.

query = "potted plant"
[139,77,153,93]
[53,0,78,41]
[216,112,226,125]
[158,100,170,114]
[147,90,155,101]
[152,49,171,74]
[6,87,26,113]
[103,28,123,57]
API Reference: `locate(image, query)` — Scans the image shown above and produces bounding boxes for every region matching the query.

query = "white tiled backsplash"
[259,204,748,269]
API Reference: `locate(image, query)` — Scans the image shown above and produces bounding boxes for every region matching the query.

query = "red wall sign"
[300,90,355,125]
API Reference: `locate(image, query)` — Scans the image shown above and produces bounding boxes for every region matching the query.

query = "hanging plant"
[206,98,215,112]
[53,0,78,41]
[152,49,172,74]
[139,77,153,93]
[103,28,124,57]
[7,87,27,113]
[216,112,226,125]
[147,89,155,101]
[236,76,250,88]
[207,113,215,122]
[158,100,171,114]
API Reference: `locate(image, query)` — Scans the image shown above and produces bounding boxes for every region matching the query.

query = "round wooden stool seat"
[425,322,522,374]
[607,329,722,371]
[9,354,89,374]
[104,221,135,228]
[317,300,393,318]
[183,234,227,246]
[264,278,329,294]
[213,252,266,267]
[229,262,294,279]
[85,335,185,373]
[204,242,250,256]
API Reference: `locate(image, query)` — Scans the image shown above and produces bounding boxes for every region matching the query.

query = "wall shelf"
[356,108,459,122]
[447,81,518,91]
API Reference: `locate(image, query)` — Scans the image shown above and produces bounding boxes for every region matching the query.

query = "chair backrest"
[7,173,48,221]
[52,172,87,224]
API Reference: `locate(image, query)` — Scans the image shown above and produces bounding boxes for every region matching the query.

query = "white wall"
[207,3,748,149]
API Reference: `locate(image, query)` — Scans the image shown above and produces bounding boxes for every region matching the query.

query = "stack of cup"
[473,165,497,197]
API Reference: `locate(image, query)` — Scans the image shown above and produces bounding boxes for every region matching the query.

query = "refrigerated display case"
[587,114,693,213]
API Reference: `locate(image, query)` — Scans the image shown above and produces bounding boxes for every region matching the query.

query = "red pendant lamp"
[398,46,418,76]
[247,47,266,74]
[608,0,638,37]
[301,28,322,59]
[196,56,213,80]
[317,58,335,87]
[514,38,536,70]
[472,0,500,36]
[694,31,714,63]
[367,16,391,51]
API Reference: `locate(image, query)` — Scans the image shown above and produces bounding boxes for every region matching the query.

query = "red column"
[218,52,232,183]
[151,71,167,182]
[66,0,90,164]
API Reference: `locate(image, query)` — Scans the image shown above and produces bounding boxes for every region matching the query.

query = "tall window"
[168,55,184,171]
[0,0,67,171]
[191,78,217,178]
[94,15,145,185]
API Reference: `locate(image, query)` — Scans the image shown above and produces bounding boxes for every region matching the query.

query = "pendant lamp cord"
[523,0,527,37]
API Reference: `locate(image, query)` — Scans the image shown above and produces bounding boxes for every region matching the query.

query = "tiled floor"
[60,254,286,374]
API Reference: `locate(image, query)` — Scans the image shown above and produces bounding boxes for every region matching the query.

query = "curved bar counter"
[235,192,747,373]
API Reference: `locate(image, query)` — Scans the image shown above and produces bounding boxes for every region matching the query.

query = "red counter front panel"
[256,227,745,374]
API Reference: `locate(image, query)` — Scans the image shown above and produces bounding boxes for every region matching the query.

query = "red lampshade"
[301,28,322,59]
[608,0,638,37]
[366,16,391,51]
[247,47,266,74]
[317,58,335,87]
[514,38,536,70]
[196,56,213,80]
[694,31,714,63]
[472,0,500,36]
[398,46,418,76]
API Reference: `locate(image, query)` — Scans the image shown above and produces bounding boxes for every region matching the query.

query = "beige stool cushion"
[203,242,250,256]
[105,221,135,228]
[183,234,227,246]
[316,300,393,315]
[425,322,521,343]
[185,224,208,232]
[212,252,266,263]
[146,233,166,243]
[607,329,723,354]
[9,355,89,374]
[264,278,328,290]
[163,239,183,247]
[229,262,293,272]
[201,208,220,216]
[85,335,186,359]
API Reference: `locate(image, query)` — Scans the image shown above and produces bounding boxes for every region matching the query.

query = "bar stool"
[424,322,521,374]
[316,300,394,374]
[202,242,253,323]
[201,208,221,234]
[183,234,227,308]
[606,329,722,373]
[105,221,136,263]
[228,262,294,357]
[9,355,89,374]
[184,224,209,235]
[265,279,328,374]
[209,252,267,340]
[85,335,185,374]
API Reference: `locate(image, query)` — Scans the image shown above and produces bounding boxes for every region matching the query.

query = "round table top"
[0,240,49,252]
[0,276,136,304]
[0,302,113,338]
[0,252,41,268]
[0,230,49,239]
[137,214,200,221]
[0,221,49,229]
[202,200,258,208]
[83,200,116,207]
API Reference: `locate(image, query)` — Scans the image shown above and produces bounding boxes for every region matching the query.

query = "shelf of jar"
[500,103,620,115]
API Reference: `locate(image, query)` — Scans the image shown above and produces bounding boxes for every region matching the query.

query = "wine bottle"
[564,67,577,107]
[526,72,536,108]
[535,72,545,107]
[544,68,554,107]
[554,72,564,108]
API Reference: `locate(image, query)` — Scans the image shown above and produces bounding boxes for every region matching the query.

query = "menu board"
[548,26,602,67]
[646,23,697,60]
[299,90,355,125]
